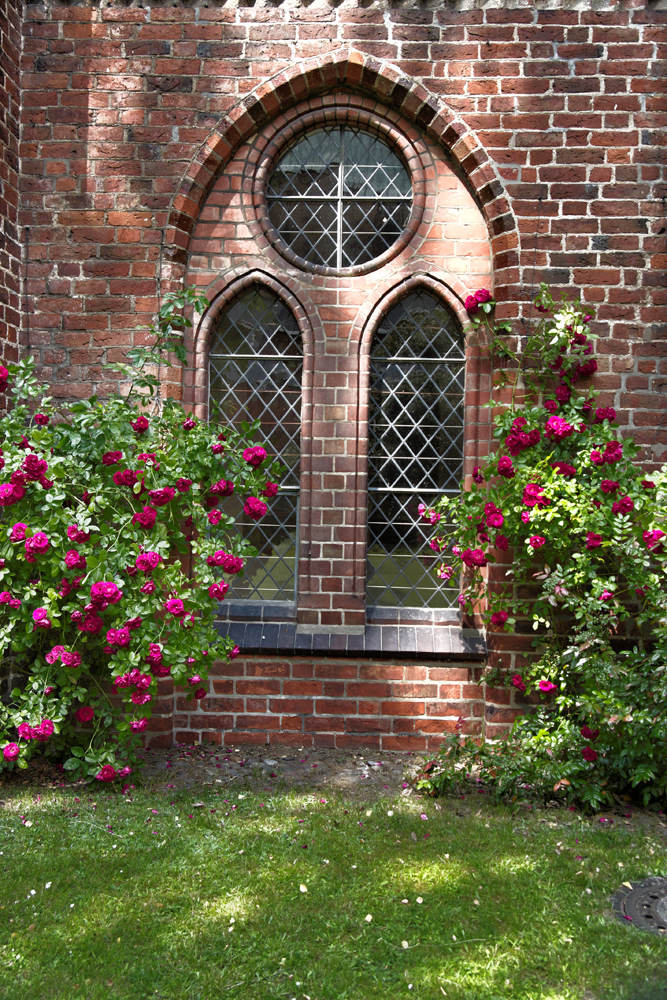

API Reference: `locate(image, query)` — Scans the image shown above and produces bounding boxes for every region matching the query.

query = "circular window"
[265,126,414,272]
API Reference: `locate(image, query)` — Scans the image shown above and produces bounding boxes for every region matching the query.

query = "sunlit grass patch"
[0,784,666,999]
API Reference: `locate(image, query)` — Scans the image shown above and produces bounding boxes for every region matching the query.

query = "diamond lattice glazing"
[209,287,302,600]
[267,126,412,269]
[366,290,464,608]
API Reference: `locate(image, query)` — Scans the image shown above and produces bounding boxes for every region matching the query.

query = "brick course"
[3,0,667,745]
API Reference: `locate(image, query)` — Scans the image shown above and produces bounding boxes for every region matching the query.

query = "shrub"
[418,285,667,809]
[0,288,283,782]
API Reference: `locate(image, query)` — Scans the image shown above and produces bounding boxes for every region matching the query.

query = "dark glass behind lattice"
[366,291,465,609]
[209,287,302,601]
[267,127,412,270]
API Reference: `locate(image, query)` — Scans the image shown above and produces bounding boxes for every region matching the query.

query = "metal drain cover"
[611,877,667,935]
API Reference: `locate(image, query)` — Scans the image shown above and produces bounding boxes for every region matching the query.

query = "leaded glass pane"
[209,287,302,601]
[267,126,412,270]
[366,291,464,609]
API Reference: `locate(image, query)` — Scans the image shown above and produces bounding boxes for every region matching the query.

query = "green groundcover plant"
[0,287,281,783]
[417,285,667,810]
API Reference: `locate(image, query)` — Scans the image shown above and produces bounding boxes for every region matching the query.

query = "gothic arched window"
[366,290,465,609]
[208,286,302,602]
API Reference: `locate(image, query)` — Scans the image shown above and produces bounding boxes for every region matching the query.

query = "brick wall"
[11,0,667,746]
[0,0,21,389]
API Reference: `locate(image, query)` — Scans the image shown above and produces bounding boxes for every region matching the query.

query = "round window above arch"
[255,113,427,277]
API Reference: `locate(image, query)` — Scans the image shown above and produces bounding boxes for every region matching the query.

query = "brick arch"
[164,47,516,281]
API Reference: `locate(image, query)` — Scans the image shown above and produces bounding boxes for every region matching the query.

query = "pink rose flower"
[34,413,49,426]
[230,645,240,660]
[600,480,619,494]
[594,407,616,424]
[194,688,207,700]
[131,415,149,434]
[529,536,546,549]
[74,706,94,724]
[521,511,531,524]
[208,581,229,600]
[464,294,479,315]
[90,581,123,607]
[261,481,279,497]
[523,483,549,508]
[461,548,487,568]
[148,487,175,507]
[495,535,509,551]
[65,549,87,570]
[474,288,492,305]
[22,454,49,480]
[182,418,196,430]
[96,765,117,782]
[602,441,623,464]
[242,446,267,467]
[207,509,223,526]
[551,461,576,478]
[497,456,515,479]
[140,580,156,594]
[641,480,656,490]
[206,551,244,574]
[25,532,50,560]
[0,483,25,506]
[611,496,633,515]
[538,679,557,693]
[175,477,192,492]
[3,742,20,760]
[555,383,571,403]
[544,416,574,441]
[131,691,152,706]
[244,497,268,521]
[135,551,162,573]
[544,400,558,414]
[67,525,90,543]
[130,718,148,732]
[599,590,614,601]
[32,607,52,629]
[102,451,123,466]
[164,598,185,617]
[511,674,526,693]
[61,650,82,668]
[10,522,27,542]
[490,610,508,628]
[643,529,665,553]
[580,725,599,741]
[585,532,603,549]
[581,747,597,763]
[132,506,157,529]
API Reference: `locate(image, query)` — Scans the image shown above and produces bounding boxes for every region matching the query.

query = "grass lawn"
[1,779,667,1000]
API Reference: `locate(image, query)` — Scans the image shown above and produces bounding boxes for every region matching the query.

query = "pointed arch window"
[366,290,465,609]
[208,286,302,602]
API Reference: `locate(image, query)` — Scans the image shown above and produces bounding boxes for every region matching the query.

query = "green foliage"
[0,289,282,781]
[420,285,667,808]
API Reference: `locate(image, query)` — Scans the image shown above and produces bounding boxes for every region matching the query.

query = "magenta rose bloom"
[555,383,571,403]
[544,400,558,414]
[643,529,665,553]
[611,496,634,515]
[164,598,185,617]
[242,446,267,467]
[599,589,614,601]
[131,691,152,706]
[132,506,157,529]
[22,454,49,480]
[182,418,196,430]
[78,613,104,634]
[140,580,156,595]
[538,679,557,693]
[497,456,515,479]
[585,532,603,549]
[131,415,149,434]
[25,532,50,560]
[551,461,576,478]
[207,509,223,526]
[10,522,27,542]
[148,487,175,507]
[90,581,123,607]
[3,742,19,761]
[96,765,117,782]
[61,650,82,668]
[32,607,52,629]
[67,525,90,543]
[175,478,192,493]
[495,535,509,551]
[581,746,598,763]
[461,548,488,568]
[603,441,623,464]
[523,483,549,508]
[74,706,94,724]
[102,451,123,466]
[474,288,492,305]
[194,688,207,700]
[641,480,656,490]
[261,481,279,497]
[209,479,235,500]
[65,549,87,570]
[580,725,600,741]
[464,294,479,315]
[130,718,148,732]
[600,479,619,494]
[34,413,49,426]
[490,610,508,628]
[511,674,526,693]
[594,407,616,424]
[529,536,546,549]
[590,450,604,466]
[544,415,574,441]
[135,551,162,573]
[208,580,229,601]
[207,551,244,574]
[244,497,268,521]
[0,483,24,506]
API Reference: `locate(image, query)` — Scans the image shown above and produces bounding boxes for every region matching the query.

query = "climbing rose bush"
[0,290,284,782]
[418,284,667,809]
